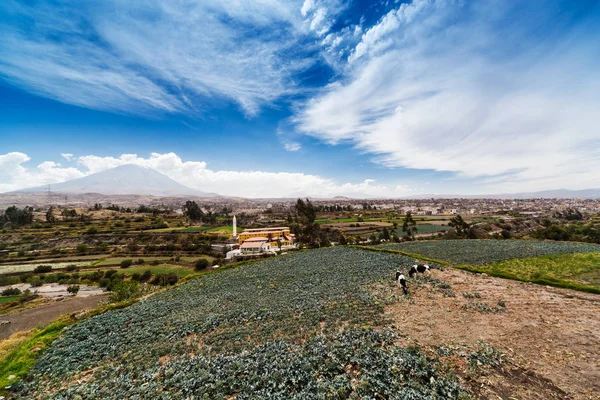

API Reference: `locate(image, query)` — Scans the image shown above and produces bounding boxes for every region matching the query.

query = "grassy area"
[455,252,600,294]
[0,296,21,304]
[117,265,195,277]
[0,260,96,275]
[379,240,600,265]
[94,256,203,267]
[144,225,239,234]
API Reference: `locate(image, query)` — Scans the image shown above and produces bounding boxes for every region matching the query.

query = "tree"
[402,211,418,239]
[1,206,34,227]
[195,258,209,271]
[109,281,142,302]
[183,201,203,222]
[448,214,470,236]
[381,227,391,241]
[67,285,80,296]
[295,198,320,247]
[120,259,133,268]
[46,206,56,223]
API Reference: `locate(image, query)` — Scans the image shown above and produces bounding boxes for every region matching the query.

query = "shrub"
[85,227,98,235]
[65,264,78,272]
[34,265,52,273]
[120,259,133,268]
[135,258,145,265]
[151,273,178,286]
[109,281,143,303]
[76,244,88,254]
[29,277,43,287]
[67,285,80,295]
[195,258,209,271]
[1,287,21,296]
[88,271,104,282]
[140,269,152,282]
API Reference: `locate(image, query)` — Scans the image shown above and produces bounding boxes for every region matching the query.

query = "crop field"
[0,296,21,304]
[0,261,96,275]
[14,247,469,399]
[458,252,600,293]
[93,256,202,267]
[378,240,600,265]
[115,265,196,277]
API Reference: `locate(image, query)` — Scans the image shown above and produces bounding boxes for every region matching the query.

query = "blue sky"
[1,0,599,197]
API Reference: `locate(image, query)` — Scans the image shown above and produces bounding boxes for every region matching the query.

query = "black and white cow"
[409,264,430,277]
[396,271,408,295]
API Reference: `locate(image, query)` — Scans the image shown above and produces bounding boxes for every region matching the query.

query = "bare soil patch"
[0,294,108,340]
[386,268,600,399]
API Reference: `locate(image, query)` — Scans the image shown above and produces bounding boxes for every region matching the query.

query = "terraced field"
[378,240,600,265]
[13,247,469,399]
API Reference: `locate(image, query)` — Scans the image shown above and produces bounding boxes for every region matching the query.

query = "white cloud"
[61,153,74,161]
[0,152,414,198]
[295,0,600,193]
[283,142,302,152]
[0,152,85,192]
[0,0,321,116]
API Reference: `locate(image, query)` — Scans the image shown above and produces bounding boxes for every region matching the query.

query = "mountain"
[403,188,600,199]
[14,165,218,196]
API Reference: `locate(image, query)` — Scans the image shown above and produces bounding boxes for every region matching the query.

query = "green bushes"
[29,277,43,287]
[120,259,133,268]
[1,287,21,296]
[150,272,178,286]
[66,285,80,295]
[194,258,209,271]
[33,265,52,273]
[108,281,143,302]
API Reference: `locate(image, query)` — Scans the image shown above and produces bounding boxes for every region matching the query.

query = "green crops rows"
[15,247,468,399]
[378,240,600,265]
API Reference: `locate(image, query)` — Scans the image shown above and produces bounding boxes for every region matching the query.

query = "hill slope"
[14,164,217,196]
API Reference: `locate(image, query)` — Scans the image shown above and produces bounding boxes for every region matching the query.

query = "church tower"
[232,215,237,238]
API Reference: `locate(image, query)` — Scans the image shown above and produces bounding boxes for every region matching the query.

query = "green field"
[116,265,195,277]
[376,239,600,293]
[0,295,21,304]
[0,261,96,275]
[379,240,600,265]
[456,252,600,293]
[14,247,469,398]
[94,256,203,267]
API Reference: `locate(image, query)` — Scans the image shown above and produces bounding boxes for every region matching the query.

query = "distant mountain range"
[13,164,218,197]
[5,164,600,199]
[403,189,600,199]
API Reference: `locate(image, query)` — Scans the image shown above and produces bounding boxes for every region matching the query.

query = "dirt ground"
[386,268,600,400]
[0,294,108,340]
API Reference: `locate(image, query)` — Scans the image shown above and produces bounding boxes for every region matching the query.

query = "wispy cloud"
[294,0,600,192]
[284,142,302,152]
[0,152,414,198]
[0,0,341,117]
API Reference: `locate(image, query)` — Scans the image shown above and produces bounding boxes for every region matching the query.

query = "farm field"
[0,296,21,304]
[93,256,202,267]
[115,265,195,277]
[378,240,600,265]
[456,252,600,293]
[0,261,96,275]
[12,247,471,399]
